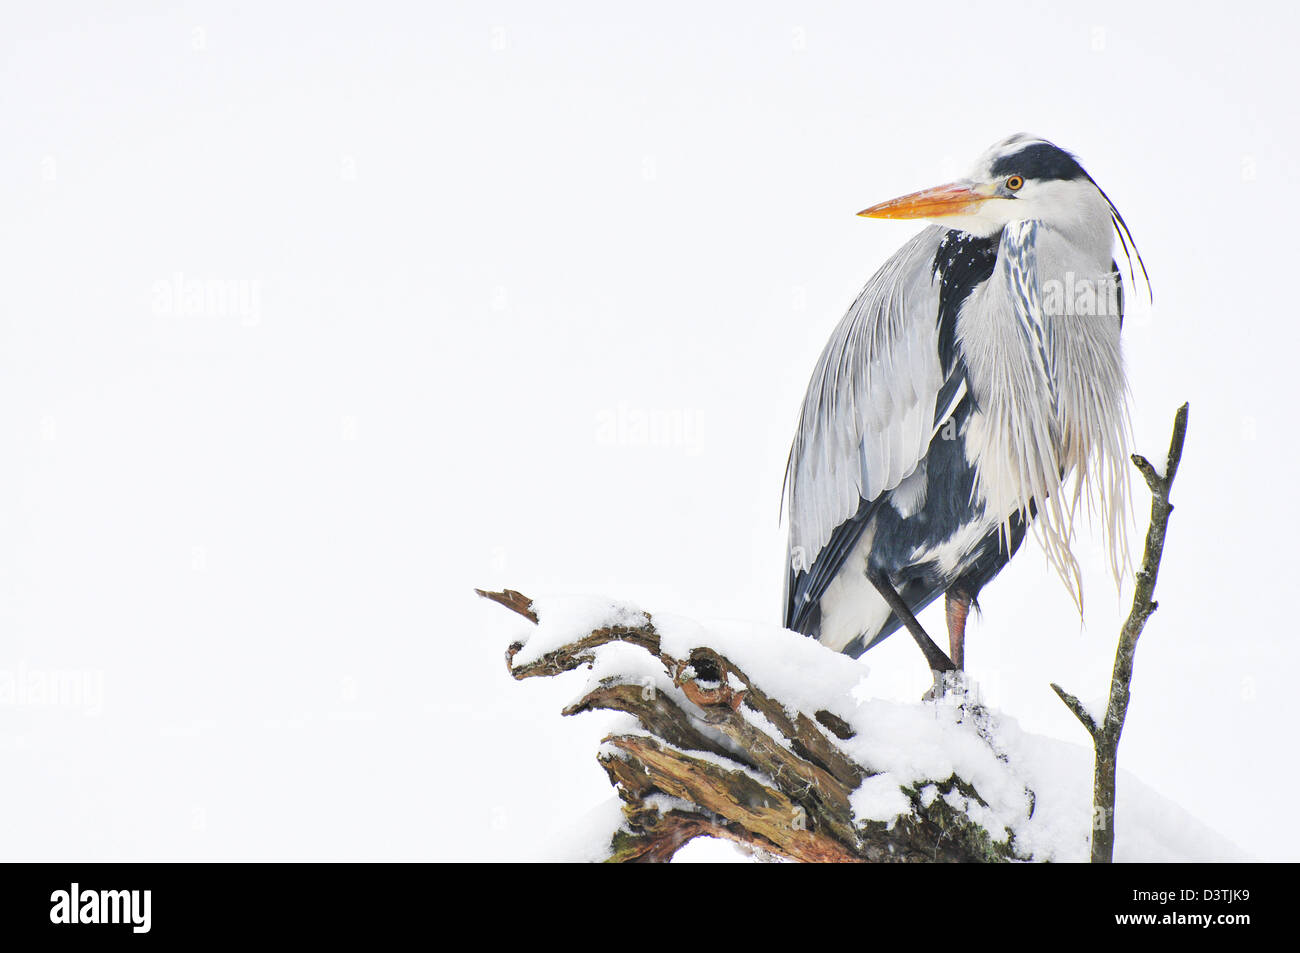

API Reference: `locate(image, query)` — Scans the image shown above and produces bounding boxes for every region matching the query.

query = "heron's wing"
[783,225,962,632]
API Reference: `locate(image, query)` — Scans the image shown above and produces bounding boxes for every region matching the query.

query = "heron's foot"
[922,667,969,702]
[923,670,1003,751]
[922,668,983,715]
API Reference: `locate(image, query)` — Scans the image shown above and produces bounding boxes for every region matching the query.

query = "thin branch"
[1052,402,1189,864]
[473,588,538,624]
[1049,682,1098,739]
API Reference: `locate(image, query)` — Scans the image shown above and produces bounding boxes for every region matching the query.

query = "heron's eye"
[1005,175,1024,192]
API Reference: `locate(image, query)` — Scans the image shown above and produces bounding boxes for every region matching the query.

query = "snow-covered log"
[480,588,1031,862]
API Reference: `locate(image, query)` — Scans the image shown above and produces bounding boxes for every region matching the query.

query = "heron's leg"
[945,589,971,671]
[867,571,956,675]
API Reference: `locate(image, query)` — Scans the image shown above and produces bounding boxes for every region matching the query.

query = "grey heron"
[783,134,1147,676]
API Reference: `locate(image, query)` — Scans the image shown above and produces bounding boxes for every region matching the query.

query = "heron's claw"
[922,668,948,702]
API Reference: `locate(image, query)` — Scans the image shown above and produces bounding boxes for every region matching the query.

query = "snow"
[850,775,913,824]
[672,836,758,864]
[515,593,1247,863]
[508,595,650,668]
[737,704,794,752]
[539,797,632,864]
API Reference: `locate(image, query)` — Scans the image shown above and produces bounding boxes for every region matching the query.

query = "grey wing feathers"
[782,226,949,628]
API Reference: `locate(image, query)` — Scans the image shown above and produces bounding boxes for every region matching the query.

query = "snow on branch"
[479,590,1034,863]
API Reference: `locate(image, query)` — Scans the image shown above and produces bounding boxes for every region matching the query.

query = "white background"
[1,1,1295,860]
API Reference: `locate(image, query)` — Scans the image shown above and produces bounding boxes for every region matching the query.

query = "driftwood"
[1052,403,1189,863]
[478,589,1019,863]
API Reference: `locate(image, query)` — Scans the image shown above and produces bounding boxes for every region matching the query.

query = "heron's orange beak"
[857,183,991,220]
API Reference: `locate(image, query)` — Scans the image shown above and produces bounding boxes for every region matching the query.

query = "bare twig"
[473,588,538,624]
[1048,682,1098,737]
[1052,402,1189,863]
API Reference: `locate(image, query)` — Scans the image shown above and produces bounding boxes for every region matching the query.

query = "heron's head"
[858,134,1113,242]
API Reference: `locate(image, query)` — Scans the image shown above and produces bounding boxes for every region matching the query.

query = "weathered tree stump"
[480,589,1022,863]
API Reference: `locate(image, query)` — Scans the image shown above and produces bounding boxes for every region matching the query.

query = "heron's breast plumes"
[957,220,1131,610]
